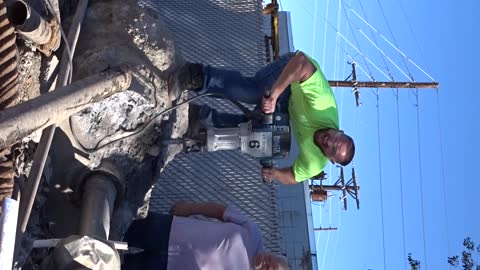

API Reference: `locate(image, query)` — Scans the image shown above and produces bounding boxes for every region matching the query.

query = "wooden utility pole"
[309,167,360,210]
[329,80,439,89]
[263,1,279,61]
[314,227,338,231]
[330,63,439,107]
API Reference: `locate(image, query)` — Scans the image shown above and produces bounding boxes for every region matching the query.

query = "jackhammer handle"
[263,90,272,113]
[260,159,274,183]
[264,90,271,98]
[262,90,273,124]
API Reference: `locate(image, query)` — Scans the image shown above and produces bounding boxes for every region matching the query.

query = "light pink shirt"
[167,206,264,270]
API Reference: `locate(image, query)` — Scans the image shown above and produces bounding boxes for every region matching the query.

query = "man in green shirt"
[169,51,355,184]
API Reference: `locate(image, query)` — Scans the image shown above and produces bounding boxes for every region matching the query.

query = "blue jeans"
[200,53,295,127]
[122,213,172,270]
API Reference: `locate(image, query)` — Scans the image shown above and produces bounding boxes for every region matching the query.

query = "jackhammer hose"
[71,92,244,152]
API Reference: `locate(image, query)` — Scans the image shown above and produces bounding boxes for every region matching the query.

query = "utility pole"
[263,0,279,62]
[309,167,360,210]
[314,227,338,231]
[330,63,439,106]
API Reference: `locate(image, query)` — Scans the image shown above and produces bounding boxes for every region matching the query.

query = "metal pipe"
[33,239,128,250]
[0,198,19,270]
[0,67,132,149]
[6,0,60,54]
[79,173,117,239]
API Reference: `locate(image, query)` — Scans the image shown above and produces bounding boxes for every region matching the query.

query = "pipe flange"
[70,161,126,208]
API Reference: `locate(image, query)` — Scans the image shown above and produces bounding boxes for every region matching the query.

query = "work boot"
[168,63,204,101]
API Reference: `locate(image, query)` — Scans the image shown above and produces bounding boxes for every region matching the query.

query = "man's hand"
[262,95,277,114]
[170,202,192,217]
[261,167,275,183]
[262,167,298,185]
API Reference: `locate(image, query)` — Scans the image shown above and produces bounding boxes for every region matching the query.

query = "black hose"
[70,92,253,153]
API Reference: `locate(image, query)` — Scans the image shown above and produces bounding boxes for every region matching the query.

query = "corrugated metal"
[0,0,18,203]
[142,0,282,253]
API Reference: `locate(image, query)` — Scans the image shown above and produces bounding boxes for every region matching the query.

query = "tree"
[447,237,479,270]
[408,253,421,270]
[409,237,480,270]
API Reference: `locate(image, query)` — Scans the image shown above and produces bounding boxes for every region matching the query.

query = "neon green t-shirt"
[288,53,339,182]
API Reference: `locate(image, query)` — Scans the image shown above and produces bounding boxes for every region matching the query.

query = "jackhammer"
[182,92,291,174]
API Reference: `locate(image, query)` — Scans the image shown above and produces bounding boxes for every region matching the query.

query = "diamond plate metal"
[143,0,282,253]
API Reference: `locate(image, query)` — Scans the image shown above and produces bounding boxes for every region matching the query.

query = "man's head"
[314,128,355,166]
[253,253,290,270]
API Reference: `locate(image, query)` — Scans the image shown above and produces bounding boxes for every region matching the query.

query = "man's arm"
[170,202,226,220]
[263,51,317,113]
[261,166,298,185]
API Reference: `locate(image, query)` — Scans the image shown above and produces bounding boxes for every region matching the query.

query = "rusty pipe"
[6,0,60,54]
[0,66,133,149]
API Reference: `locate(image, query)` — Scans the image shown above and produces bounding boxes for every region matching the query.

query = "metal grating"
[143,0,282,253]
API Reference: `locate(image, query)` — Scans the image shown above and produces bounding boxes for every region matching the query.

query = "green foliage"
[446,237,479,270]
[448,255,459,267]
[408,253,421,270]
[409,237,480,270]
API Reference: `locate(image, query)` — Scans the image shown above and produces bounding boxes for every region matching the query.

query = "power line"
[330,2,350,265]
[332,0,343,80]
[321,0,332,70]
[395,89,408,270]
[311,0,319,57]
[435,91,452,265]
[357,28,411,81]
[375,89,388,270]
[398,1,432,78]
[357,0,393,79]
[329,197,342,267]
[375,0,413,79]
[340,2,373,79]
[414,90,428,269]
[326,21,389,80]
[344,5,436,82]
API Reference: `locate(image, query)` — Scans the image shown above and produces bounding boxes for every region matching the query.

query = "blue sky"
[280,0,480,269]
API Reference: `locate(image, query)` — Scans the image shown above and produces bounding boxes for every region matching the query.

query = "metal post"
[79,173,117,239]
[0,198,19,270]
